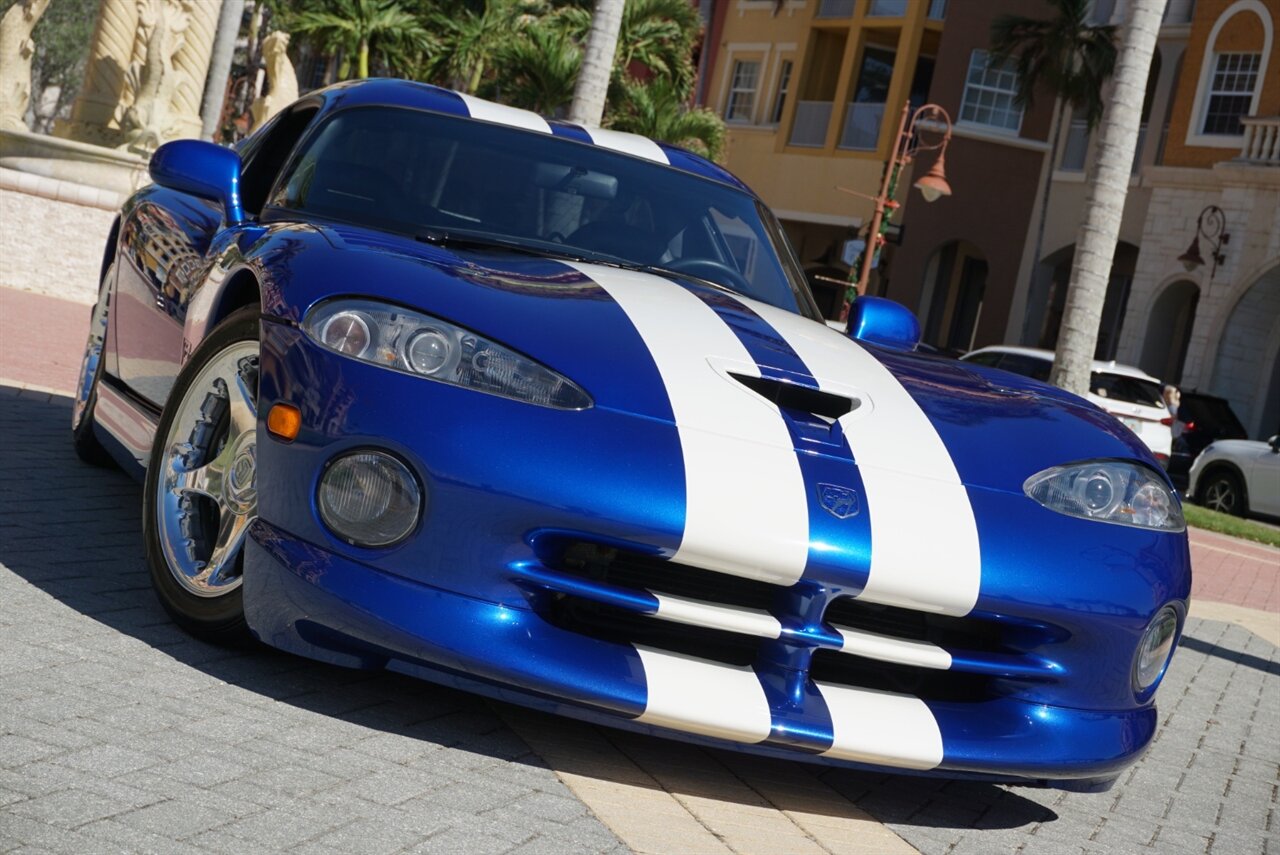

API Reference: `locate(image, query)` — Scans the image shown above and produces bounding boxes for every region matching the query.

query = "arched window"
[1186,0,1274,147]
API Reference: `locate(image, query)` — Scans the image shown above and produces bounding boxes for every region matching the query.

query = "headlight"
[303,299,592,410]
[318,450,421,547]
[1024,461,1185,531]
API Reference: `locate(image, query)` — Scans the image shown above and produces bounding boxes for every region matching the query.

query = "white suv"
[961,346,1173,464]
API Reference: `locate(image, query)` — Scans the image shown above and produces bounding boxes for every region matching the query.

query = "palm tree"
[423,0,527,94]
[608,78,724,159]
[615,0,700,96]
[569,0,625,125]
[499,22,582,114]
[292,0,432,79]
[989,0,1117,349]
[1049,0,1165,395]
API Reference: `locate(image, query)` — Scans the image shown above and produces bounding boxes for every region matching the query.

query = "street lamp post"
[836,102,954,322]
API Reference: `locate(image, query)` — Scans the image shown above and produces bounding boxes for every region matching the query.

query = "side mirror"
[847,296,922,351]
[149,140,245,225]
[1269,435,1279,453]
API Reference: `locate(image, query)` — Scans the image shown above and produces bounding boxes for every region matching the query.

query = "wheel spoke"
[199,511,251,588]
[172,456,225,500]
[226,361,258,439]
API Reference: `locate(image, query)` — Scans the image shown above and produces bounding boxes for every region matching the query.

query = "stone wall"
[1119,162,1280,437]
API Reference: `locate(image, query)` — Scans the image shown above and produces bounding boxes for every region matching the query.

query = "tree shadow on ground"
[2,384,1065,833]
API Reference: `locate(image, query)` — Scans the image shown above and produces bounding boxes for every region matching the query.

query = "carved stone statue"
[0,0,53,132]
[251,31,298,132]
[56,0,217,147]
[118,0,192,153]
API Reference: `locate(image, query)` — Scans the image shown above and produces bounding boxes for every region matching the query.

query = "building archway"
[1140,279,1199,384]
[1208,263,1280,438]
[917,240,988,353]
[1028,242,1139,358]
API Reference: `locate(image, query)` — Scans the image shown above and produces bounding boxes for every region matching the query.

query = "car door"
[1246,440,1280,516]
[112,105,319,408]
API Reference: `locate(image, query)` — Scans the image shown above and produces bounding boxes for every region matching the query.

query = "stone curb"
[0,166,122,212]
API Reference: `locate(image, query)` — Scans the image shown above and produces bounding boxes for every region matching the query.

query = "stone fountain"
[0,0,218,199]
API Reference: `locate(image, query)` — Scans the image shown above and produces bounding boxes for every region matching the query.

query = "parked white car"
[960,346,1173,463]
[1188,438,1280,518]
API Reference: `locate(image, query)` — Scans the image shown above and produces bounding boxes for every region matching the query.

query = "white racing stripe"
[652,592,783,639]
[458,93,551,134]
[817,682,944,770]
[583,127,669,163]
[569,262,809,586]
[635,646,772,743]
[740,300,982,617]
[834,625,952,670]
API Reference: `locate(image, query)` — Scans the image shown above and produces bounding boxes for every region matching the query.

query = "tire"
[72,273,116,467]
[1199,469,1247,517]
[143,306,261,644]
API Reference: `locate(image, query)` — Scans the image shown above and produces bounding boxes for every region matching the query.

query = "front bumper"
[244,523,1161,786]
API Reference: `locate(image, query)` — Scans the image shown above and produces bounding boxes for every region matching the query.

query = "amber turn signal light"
[267,404,301,441]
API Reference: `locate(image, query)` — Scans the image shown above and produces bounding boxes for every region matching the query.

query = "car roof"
[964,345,1162,383]
[310,78,752,193]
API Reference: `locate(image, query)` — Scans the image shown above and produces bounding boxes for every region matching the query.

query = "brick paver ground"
[0,385,627,855]
[1190,529,1280,613]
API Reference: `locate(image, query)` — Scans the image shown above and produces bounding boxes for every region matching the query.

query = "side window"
[963,352,1001,367]
[997,354,1051,382]
[240,105,319,217]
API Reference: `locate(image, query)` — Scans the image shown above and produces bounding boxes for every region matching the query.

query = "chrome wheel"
[72,284,110,432]
[155,341,259,597]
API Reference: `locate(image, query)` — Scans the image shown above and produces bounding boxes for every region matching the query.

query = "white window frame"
[957,49,1024,135]
[1200,52,1262,135]
[769,58,795,125]
[717,44,771,125]
[1184,0,1273,148]
[725,60,763,123]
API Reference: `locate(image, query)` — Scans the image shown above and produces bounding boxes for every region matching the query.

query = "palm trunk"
[357,37,370,79]
[1050,0,1166,395]
[467,59,485,95]
[1024,100,1067,343]
[568,0,625,126]
[200,0,245,140]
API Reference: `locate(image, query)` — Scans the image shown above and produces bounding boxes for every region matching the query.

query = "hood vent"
[731,373,860,420]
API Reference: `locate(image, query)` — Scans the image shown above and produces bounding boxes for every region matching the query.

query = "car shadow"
[2,384,1059,833]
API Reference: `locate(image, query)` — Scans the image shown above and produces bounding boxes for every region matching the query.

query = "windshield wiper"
[415,229,741,297]
[415,228,595,264]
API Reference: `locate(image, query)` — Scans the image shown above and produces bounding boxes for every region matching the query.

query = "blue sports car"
[74,79,1190,790]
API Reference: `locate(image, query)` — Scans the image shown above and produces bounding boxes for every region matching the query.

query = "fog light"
[1134,606,1179,693]
[318,451,421,547]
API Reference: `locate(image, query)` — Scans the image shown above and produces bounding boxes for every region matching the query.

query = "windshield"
[269,105,817,317]
[1089,373,1165,408]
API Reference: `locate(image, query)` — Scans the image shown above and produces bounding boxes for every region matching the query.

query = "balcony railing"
[790,101,834,147]
[838,102,885,150]
[1238,116,1280,164]
[816,0,855,17]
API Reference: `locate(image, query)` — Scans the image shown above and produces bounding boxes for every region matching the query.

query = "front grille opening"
[730,373,859,420]
[810,649,1001,703]
[555,541,783,611]
[824,597,1007,653]
[541,596,760,667]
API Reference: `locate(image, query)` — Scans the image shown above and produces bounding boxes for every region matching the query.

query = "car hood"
[262,223,1155,496]
[1205,439,1271,455]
